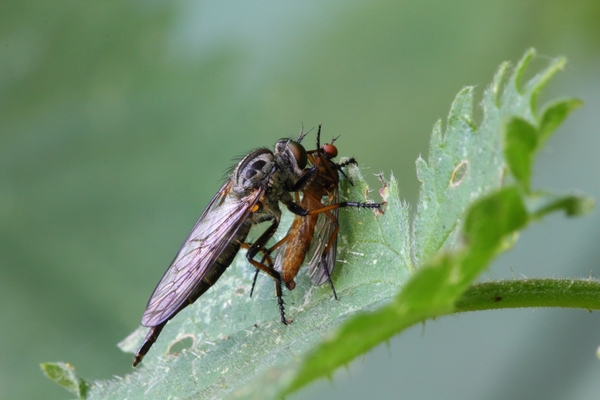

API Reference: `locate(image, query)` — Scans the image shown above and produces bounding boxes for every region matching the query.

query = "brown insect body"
[278,144,341,291]
[269,125,382,299]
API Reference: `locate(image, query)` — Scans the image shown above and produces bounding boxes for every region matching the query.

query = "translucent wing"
[141,180,264,326]
[306,188,339,286]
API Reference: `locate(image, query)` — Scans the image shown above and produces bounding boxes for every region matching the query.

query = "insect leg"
[242,244,269,297]
[243,233,290,297]
[305,201,382,215]
[337,157,357,168]
[334,157,357,183]
[286,199,381,218]
[245,219,290,324]
[250,269,259,297]
[293,164,319,191]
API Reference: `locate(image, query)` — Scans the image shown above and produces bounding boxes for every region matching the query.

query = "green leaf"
[463,187,528,255]
[503,98,583,192]
[281,188,529,395]
[504,117,538,190]
[40,362,89,399]
[527,191,595,219]
[85,165,411,400]
[279,49,589,398]
[539,99,583,146]
[411,49,565,262]
[44,49,593,400]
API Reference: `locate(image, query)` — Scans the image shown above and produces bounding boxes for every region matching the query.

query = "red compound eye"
[322,143,338,158]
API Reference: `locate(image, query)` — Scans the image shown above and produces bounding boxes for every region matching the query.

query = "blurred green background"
[2,2,600,399]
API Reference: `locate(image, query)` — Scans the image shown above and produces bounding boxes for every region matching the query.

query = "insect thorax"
[232,148,277,195]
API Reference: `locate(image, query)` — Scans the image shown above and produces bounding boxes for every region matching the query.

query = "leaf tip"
[514,48,536,93]
[40,362,89,399]
[490,61,511,106]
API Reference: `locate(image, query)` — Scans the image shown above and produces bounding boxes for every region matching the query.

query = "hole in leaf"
[235,286,246,296]
[167,335,195,357]
[450,160,469,187]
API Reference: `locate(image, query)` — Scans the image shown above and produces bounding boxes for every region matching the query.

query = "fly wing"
[307,188,339,286]
[273,237,285,274]
[141,180,263,326]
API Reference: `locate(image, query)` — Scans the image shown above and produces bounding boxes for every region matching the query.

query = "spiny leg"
[247,255,289,324]
[245,219,290,324]
[243,233,290,297]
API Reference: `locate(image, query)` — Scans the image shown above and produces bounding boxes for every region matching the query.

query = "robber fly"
[133,132,312,367]
[252,125,383,299]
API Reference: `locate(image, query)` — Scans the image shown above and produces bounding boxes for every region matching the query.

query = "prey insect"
[133,131,313,367]
[251,125,383,300]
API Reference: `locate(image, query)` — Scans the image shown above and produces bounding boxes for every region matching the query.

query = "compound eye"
[322,143,338,158]
[288,140,307,169]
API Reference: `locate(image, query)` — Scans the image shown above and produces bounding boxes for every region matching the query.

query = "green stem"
[455,278,600,312]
